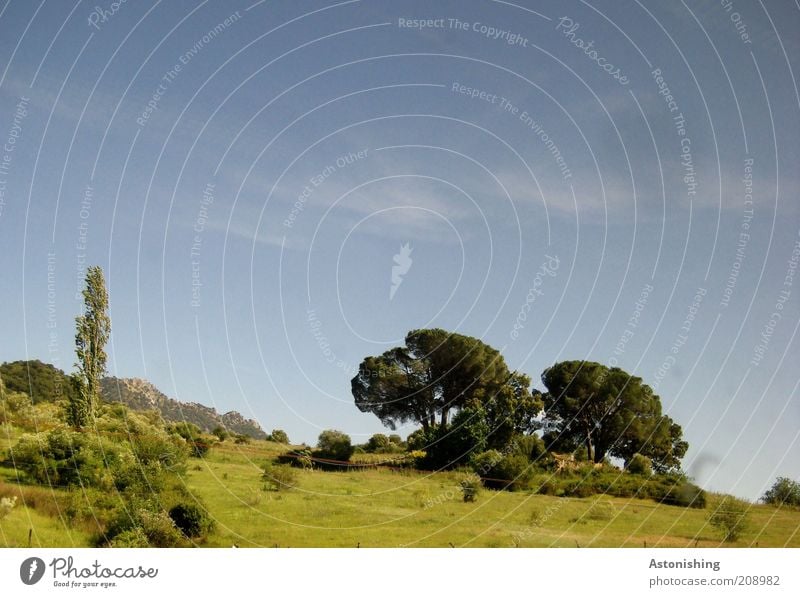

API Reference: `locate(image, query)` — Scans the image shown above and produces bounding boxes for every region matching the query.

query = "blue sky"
[0,0,798,500]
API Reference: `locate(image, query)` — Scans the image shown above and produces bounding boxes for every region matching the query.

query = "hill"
[2,437,798,548]
[100,376,266,439]
[0,360,78,404]
[0,360,266,439]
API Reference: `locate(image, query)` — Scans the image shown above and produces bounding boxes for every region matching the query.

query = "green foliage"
[406,428,427,451]
[10,429,117,488]
[169,502,214,539]
[458,472,481,502]
[471,450,534,491]
[108,527,150,548]
[366,433,390,452]
[72,266,111,428]
[315,429,354,462]
[168,422,210,457]
[0,360,79,404]
[277,447,313,469]
[212,426,229,441]
[541,361,687,470]
[578,499,616,522]
[509,434,547,463]
[352,329,542,466]
[708,496,750,542]
[262,463,298,491]
[422,407,490,470]
[388,434,403,446]
[269,429,289,445]
[233,434,251,444]
[627,453,653,476]
[762,477,800,507]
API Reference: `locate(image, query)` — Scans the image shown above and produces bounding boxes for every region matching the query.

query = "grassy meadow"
[3,435,798,548]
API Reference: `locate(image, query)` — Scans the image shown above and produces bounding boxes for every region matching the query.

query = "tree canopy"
[540,360,687,471]
[70,265,111,428]
[352,329,543,465]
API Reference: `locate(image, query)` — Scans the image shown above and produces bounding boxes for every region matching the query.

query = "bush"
[492,455,535,491]
[212,426,229,441]
[234,434,251,444]
[10,430,122,488]
[762,477,800,507]
[509,434,547,463]
[657,480,706,509]
[269,429,289,445]
[104,505,185,547]
[406,428,427,451]
[708,496,750,542]
[627,453,653,476]
[315,429,354,462]
[168,502,214,539]
[470,450,533,491]
[277,448,313,469]
[423,408,490,470]
[365,433,390,453]
[108,527,149,548]
[458,472,481,502]
[262,463,298,491]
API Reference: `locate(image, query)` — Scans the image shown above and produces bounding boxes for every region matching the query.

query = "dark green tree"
[762,477,800,507]
[365,433,390,453]
[269,429,289,445]
[69,266,111,428]
[316,429,354,461]
[352,329,542,441]
[540,360,687,470]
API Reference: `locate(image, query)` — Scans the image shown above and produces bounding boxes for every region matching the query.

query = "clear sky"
[0,0,798,500]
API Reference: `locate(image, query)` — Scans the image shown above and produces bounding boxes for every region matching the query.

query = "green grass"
[2,437,799,548]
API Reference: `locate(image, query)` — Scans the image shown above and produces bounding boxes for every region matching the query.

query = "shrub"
[269,429,289,445]
[470,450,503,477]
[262,463,298,491]
[627,453,653,476]
[10,430,121,488]
[406,428,427,451]
[657,480,706,509]
[108,527,149,548]
[234,434,251,444]
[471,451,533,491]
[277,448,313,469]
[316,429,354,462]
[509,434,547,463]
[168,502,214,539]
[212,426,229,441]
[104,506,185,547]
[190,437,211,458]
[458,473,481,502]
[708,496,750,542]
[762,477,800,507]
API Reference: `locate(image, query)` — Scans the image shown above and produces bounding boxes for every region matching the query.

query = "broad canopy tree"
[540,360,687,472]
[351,329,543,453]
[352,331,687,473]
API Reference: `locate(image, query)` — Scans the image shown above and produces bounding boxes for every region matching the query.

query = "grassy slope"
[1,434,799,548]
[185,440,800,548]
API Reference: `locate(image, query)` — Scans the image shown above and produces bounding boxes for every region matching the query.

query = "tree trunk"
[585,432,594,462]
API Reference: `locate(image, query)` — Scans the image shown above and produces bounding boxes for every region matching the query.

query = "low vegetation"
[0,267,797,548]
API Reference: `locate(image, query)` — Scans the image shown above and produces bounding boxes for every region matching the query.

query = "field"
[2,437,798,548]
